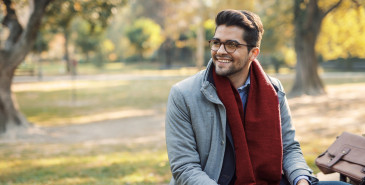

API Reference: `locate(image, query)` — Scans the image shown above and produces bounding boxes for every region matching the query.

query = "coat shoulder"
[173,70,205,92]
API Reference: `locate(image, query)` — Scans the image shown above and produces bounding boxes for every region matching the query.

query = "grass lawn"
[14,79,181,126]
[0,143,171,185]
[4,64,365,184]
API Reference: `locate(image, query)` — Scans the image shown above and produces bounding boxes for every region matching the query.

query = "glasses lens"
[210,40,220,51]
[225,41,237,53]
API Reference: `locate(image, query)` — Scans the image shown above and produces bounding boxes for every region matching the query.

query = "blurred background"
[0,0,364,184]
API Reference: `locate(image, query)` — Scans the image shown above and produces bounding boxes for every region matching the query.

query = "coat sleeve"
[274,79,319,185]
[165,85,218,185]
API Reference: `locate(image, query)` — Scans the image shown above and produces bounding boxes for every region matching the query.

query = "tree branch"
[351,0,361,7]
[323,0,343,18]
[8,0,52,68]
[2,0,23,51]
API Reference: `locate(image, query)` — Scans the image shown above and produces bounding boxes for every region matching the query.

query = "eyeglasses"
[209,39,254,53]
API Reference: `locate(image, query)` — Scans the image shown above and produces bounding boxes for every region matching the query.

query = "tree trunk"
[64,30,71,73]
[0,0,51,133]
[290,0,342,96]
[196,0,205,69]
[196,18,205,69]
[0,67,28,133]
[86,52,90,63]
[163,38,174,68]
[291,32,325,96]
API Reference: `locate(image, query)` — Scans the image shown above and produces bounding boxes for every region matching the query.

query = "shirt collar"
[238,75,251,91]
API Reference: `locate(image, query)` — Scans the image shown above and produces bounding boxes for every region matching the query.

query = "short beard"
[215,65,236,77]
[214,60,238,77]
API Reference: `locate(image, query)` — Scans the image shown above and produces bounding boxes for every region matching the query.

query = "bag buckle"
[327,147,351,167]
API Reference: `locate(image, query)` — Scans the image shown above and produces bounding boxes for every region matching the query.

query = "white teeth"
[219,60,231,63]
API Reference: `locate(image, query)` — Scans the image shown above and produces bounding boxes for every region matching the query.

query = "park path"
[0,114,166,145]
[13,72,365,83]
[13,73,190,83]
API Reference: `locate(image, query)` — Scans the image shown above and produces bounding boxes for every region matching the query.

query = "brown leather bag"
[315,132,365,185]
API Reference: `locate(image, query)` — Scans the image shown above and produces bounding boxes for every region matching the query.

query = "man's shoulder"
[173,69,206,90]
[168,70,207,103]
[266,75,285,93]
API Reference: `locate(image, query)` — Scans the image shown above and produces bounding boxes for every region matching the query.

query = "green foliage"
[18,0,365,72]
[257,0,295,67]
[44,0,125,31]
[129,0,166,26]
[72,18,110,68]
[125,18,164,60]
[32,30,51,54]
[204,19,215,40]
[73,19,103,56]
[183,19,216,46]
[38,0,126,68]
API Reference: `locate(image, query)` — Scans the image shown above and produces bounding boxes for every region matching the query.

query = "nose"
[216,44,227,54]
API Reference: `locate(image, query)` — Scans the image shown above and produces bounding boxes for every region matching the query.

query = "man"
[165,9,348,185]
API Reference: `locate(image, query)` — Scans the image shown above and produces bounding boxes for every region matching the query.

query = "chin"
[215,68,231,77]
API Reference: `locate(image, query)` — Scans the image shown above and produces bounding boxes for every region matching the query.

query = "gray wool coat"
[165,60,318,185]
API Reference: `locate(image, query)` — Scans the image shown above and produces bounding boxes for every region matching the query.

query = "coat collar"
[204,59,215,86]
[201,59,222,104]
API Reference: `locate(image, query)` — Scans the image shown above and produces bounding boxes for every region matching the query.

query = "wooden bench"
[15,67,35,76]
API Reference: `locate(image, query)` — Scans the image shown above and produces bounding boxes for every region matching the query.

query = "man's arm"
[274,79,318,185]
[297,178,310,185]
[165,86,218,185]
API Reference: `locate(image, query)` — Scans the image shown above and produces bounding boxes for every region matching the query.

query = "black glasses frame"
[208,39,255,53]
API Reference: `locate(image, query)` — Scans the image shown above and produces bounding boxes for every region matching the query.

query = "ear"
[249,47,260,61]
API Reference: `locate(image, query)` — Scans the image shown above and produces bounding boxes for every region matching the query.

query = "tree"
[291,0,361,96]
[43,0,124,73]
[0,0,52,133]
[125,18,163,60]
[73,18,104,65]
[123,0,179,66]
[258,0,295,71]
[42,1,77,73]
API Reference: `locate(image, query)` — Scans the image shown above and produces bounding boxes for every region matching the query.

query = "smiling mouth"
[218,59,231,63]
[215,55,232,64]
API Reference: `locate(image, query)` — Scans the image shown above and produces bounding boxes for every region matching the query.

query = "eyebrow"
[211,38,240,43]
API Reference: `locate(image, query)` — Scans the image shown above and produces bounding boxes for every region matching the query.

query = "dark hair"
[215,9,264,51]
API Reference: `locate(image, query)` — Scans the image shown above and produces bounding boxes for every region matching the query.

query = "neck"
[227,64,250,89]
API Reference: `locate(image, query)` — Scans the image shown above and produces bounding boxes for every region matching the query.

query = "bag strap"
[327,147,351,167]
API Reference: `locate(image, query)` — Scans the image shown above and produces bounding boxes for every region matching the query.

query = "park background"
[0,0,365,184]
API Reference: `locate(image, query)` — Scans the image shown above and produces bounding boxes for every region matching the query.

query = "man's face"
[211,25,253,80]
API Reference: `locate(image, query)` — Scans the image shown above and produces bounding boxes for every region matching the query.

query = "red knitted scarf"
[213,59,282,185]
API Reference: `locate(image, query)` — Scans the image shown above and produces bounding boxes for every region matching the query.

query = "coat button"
[221,140,224,145]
